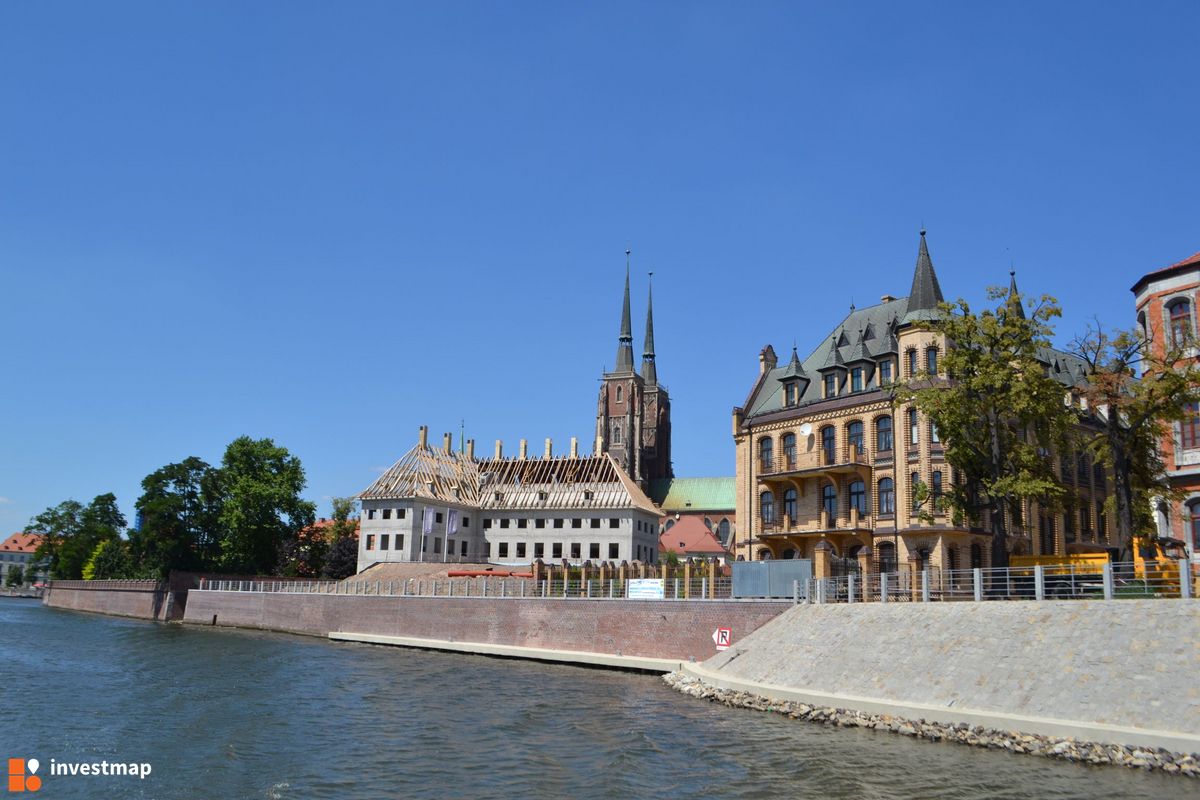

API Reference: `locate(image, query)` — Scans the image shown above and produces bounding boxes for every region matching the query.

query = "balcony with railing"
[758,444,872,477]
[759,507,873,537]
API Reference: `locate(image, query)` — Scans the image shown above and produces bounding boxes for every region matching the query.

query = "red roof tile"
[658,516,728,557]
[1131,250,1200,294]
[0,532,43,553]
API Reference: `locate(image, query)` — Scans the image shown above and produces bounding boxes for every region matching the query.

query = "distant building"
[649,477,736,548]
[595,261,673,490]
[1132,249,1200,563]
[357,428,663,572]
[657,516,729,564]
[0,533,45,585]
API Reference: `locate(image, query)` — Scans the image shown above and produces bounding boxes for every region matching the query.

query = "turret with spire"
[901,229,945,326]
[641,273,657,386]
[1007,270,1026,319]
[614,250,635,373]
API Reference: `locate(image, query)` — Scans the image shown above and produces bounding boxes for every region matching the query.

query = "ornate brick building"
[732,232,1109,574]
[1132,249,1200,564]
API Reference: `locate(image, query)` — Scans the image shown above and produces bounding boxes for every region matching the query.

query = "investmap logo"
[7,759,40,793]
[7,756,152,792]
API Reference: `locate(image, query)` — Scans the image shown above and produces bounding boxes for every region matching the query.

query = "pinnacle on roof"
[1007,270,1026,319]
[641,272,657,386]
[845,327,872,363]
[820,336,845,370]
[901,229,946,326]
[614,251,635,373]
[778,346,806,380]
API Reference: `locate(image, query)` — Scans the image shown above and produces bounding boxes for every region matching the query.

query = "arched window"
[878,477,895,515]
[847,421,865,457]
[664,519,675,531]
[616,385,623,403]
[783,488,797,521]
[757,549,771,560]
[782,433,797,468]
[821,426,836,465]
[849,480,867,516]
[782,548,796,560]
[612,425,622,445]
[909,408,920,445]
[760,491,775,524]
[931,471,943,512]
[877,542,897,573]
[1137,310,1148,340]
[910,471,921,512]
[876,416,893,452]
[907,349,918,377]
[821,484,837,518]
[926,346,938,375]
[1181,402,1200,450]
[717,519,730,544]
[703,516,713,531]
[1188,499,1200,554]
[1168,299,1193,349]
[759,437,774,471]
[1040,510,1056,555]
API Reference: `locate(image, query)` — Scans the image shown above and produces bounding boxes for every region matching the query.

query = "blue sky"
[2,2,1198,530]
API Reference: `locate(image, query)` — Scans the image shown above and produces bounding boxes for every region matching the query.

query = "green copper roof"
[648,477,736,511]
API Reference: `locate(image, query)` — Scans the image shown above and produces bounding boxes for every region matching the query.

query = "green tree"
[130,456,223,577]
[213,437,316,574]
[29,494,126,579]
[319,497,360,580]
[5,565,23,587]
[1071,324,1200,560]
[895,288,1074,568]
[82,538,135,580]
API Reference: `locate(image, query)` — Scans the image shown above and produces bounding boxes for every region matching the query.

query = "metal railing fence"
[196,576,739,600]
[796,560,1196,604]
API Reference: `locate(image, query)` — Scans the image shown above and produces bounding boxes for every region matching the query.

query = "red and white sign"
[712,627,732,650]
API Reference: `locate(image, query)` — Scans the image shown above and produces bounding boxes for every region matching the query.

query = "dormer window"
[879,360,893,386]
[824,374,837,398]
[850,367,863,393]
[784,382,798,406]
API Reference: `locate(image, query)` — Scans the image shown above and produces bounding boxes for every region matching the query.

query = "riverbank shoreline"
[663,672,1199,777]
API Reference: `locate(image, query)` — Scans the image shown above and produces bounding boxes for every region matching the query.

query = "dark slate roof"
[901,231,945,325]
[1007,271,1027,320]
[778,347,806,379]
[746,296,909,419]
[614,265,634,372]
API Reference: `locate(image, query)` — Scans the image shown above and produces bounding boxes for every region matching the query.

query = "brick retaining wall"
[182,592,792,661]
[43,581,177,621]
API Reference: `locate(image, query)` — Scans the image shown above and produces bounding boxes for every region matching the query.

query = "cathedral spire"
[901,229,946,326]
[1007,269,1026,319]
[614,250,634,372]
[641,272,657,385]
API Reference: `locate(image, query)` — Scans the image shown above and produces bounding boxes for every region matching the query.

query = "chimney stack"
[466,439,475,459]
[494,440,503,459]
[519,439,528,459]
[570,437,578,458]
[418,425,428,448]
[443,432,452,452]
[544,438,553,458]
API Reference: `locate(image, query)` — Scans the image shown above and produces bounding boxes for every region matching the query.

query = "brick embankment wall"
[181,592,791,661]
[43,581,175,621]
[694,600,1200,742]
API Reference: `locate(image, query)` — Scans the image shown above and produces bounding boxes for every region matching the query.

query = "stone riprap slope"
[681,600,1198,753]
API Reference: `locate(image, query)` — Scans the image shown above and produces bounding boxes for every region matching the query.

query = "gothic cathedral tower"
[595,255,673,489]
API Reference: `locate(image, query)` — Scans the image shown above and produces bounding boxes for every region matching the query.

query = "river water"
[1,600,1191,800]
